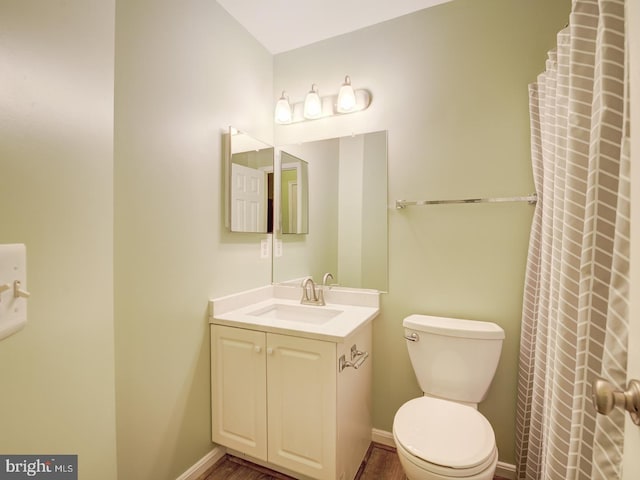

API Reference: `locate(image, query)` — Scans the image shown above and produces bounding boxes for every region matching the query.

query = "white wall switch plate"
[275,239,283,258]
[0,244,28,341]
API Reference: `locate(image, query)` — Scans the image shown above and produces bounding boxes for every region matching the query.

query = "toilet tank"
[403,314,505,404]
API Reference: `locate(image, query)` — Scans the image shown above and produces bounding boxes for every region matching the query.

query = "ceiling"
[216,0,453,54]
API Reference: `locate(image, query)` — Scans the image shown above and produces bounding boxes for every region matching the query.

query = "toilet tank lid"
[403,314,505,340]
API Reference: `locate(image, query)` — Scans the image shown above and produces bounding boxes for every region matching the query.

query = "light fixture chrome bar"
[395,194,537,209]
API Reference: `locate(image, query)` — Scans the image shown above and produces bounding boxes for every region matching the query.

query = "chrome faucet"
[301,277,324,306]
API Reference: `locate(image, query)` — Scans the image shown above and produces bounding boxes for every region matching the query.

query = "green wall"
[0,0,572,477]
[1,0,274,479]
[113,0,273,478]
[0,1,117,478]
[275,0,571,464]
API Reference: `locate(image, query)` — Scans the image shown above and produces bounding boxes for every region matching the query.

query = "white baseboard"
[495,461,516,479]
[371,428,395,447]
[175,446,227,480]
[372,428,516,479]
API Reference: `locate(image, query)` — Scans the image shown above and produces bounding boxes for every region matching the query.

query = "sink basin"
[210,285,380,341]
[249,303,342,324]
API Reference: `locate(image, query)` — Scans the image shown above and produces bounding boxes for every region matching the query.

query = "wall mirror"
[274,131,388,292]
[225,127,274,233]
[280,151,309,234]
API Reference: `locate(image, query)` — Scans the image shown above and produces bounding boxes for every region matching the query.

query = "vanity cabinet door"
[266,333,337,480]
[211,325,267,460]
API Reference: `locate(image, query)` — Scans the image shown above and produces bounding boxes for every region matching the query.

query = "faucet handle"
[322,272,335,287]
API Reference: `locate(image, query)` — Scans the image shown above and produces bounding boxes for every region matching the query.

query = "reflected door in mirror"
[280,152,309,235]
[231,163,268,232]
[226,127,274,233]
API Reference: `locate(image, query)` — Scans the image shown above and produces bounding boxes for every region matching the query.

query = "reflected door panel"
[231,163,267,232]
[226,127,274,233]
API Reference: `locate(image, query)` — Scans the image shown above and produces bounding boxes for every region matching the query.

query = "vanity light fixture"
[303,84,322,119]
[275,75,371,125]
[337,76,357,113]
[274,91,292,124]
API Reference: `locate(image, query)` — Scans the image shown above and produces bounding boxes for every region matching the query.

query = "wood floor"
[201,454,296,480]
[200,443,510,480]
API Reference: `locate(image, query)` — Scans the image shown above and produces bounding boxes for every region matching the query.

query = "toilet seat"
[393,396,497,477]
[394,435,498,478]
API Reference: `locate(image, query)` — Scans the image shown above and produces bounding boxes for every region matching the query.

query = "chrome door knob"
[591,378,640,425]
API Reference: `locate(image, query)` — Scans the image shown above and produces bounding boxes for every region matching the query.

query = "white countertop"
[209,284,380,342]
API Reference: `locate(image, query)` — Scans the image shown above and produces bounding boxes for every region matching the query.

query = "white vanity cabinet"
[211,326,268,460]
[211,323,372,480]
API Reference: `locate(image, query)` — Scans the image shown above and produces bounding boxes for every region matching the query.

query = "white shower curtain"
[515,1,630,479]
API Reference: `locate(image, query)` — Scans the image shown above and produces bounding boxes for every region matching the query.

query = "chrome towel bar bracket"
[339,344,369,372]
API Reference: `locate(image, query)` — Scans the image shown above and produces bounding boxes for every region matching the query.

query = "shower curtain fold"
[514,1,630,479]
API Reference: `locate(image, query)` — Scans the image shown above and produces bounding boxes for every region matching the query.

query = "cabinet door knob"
[267,347,274,355]
[254,345,262,353]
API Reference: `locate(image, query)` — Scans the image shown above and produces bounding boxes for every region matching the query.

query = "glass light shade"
[303,84,322,119]
[337,76,357,113]
[274,91,292,124]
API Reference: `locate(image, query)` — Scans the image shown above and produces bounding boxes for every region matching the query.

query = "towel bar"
[395,194,537,209]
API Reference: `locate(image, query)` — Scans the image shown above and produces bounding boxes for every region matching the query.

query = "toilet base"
[395,436,498,480]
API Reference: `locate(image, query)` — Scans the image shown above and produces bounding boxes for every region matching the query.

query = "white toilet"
[393,314,505,480]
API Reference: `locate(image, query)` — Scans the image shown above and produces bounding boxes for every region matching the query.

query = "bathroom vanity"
[209,284,379,480]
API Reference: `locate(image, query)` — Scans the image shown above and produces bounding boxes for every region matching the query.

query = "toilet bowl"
[393,396,498,480]
[393,314,505,480]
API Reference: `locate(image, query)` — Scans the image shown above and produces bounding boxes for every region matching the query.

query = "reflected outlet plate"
[260,238,270,259]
